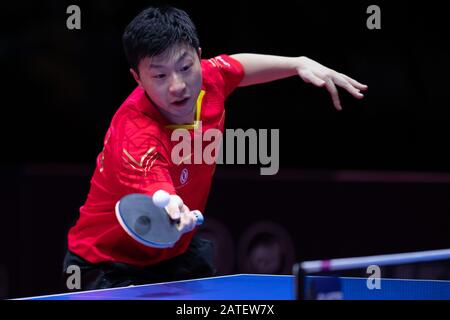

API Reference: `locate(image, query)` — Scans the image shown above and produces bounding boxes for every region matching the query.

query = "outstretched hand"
[296,56,368,110]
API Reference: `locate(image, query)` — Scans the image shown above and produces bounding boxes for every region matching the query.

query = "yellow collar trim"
[165,90,205,130]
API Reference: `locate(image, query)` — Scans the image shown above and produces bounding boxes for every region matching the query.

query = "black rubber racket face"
[115,193,179,248]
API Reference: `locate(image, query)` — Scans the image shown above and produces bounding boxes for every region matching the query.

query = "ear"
[130,68,143,87]
[197,47,202,59]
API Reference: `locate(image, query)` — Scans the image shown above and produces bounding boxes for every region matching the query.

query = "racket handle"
[192,210,204,225]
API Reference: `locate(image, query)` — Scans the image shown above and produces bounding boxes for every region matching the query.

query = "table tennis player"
[63,6,367,291]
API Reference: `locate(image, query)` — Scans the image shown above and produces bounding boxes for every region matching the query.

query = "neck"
[168,111,196,125]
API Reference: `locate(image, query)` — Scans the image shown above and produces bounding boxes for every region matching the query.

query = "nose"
[168,73,186,95]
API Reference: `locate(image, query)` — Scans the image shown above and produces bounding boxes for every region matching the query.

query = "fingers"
[298,68,326,87]
[164,195,197,234]
[298,61,367,110]
[324,72,368,109]
[176,209,197,234]
[342,74,368,91]
[334,76,365,99]
[165,195,183,220]
[324,78,342,111]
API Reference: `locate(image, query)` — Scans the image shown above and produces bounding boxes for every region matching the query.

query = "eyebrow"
[149,51,191,69]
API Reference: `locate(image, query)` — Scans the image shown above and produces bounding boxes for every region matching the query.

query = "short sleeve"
[206,54,245,98]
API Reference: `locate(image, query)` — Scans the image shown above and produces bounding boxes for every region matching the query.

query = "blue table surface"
[18,274,450,300]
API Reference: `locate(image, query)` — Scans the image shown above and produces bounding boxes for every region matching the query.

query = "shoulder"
[201,54,245,97]
[109,90,171,161]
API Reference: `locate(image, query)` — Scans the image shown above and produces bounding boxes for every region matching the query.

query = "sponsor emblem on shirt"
[208,56,231,69]
[180,168,189,185]
[215,56,231,67]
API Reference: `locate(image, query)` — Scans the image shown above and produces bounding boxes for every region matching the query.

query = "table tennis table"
[17,274,450,300]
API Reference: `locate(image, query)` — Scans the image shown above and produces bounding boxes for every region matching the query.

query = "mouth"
[171,97,190,107]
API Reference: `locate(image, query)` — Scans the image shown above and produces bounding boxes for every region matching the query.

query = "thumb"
[165,195,183,220]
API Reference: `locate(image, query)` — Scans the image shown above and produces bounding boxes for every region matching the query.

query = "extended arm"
[230,53,368,110]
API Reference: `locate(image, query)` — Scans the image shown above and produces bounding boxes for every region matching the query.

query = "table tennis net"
[293,248,450,299]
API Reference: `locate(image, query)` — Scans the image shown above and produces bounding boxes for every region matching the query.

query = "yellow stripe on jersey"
[165,90,205,130]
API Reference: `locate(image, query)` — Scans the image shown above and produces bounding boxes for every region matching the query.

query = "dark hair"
[122,6,200,72]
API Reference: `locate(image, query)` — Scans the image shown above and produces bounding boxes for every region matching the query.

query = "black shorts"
[62,236,216,291]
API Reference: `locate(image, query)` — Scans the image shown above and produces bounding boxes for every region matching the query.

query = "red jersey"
[68,54,244,267]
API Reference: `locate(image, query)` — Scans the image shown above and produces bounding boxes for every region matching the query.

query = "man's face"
[131,44,202,124]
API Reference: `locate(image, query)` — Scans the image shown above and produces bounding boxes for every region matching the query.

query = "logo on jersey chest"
[180,168,189,185]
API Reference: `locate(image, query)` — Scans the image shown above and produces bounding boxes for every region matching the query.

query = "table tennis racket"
[115,192,204,248]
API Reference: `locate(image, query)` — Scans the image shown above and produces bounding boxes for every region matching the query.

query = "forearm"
[230,53,303,87]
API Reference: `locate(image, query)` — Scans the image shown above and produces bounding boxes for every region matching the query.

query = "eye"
[153,74,166,79]
[181,64,192,72]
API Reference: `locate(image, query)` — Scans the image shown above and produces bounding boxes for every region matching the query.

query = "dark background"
[1,0,449,298]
